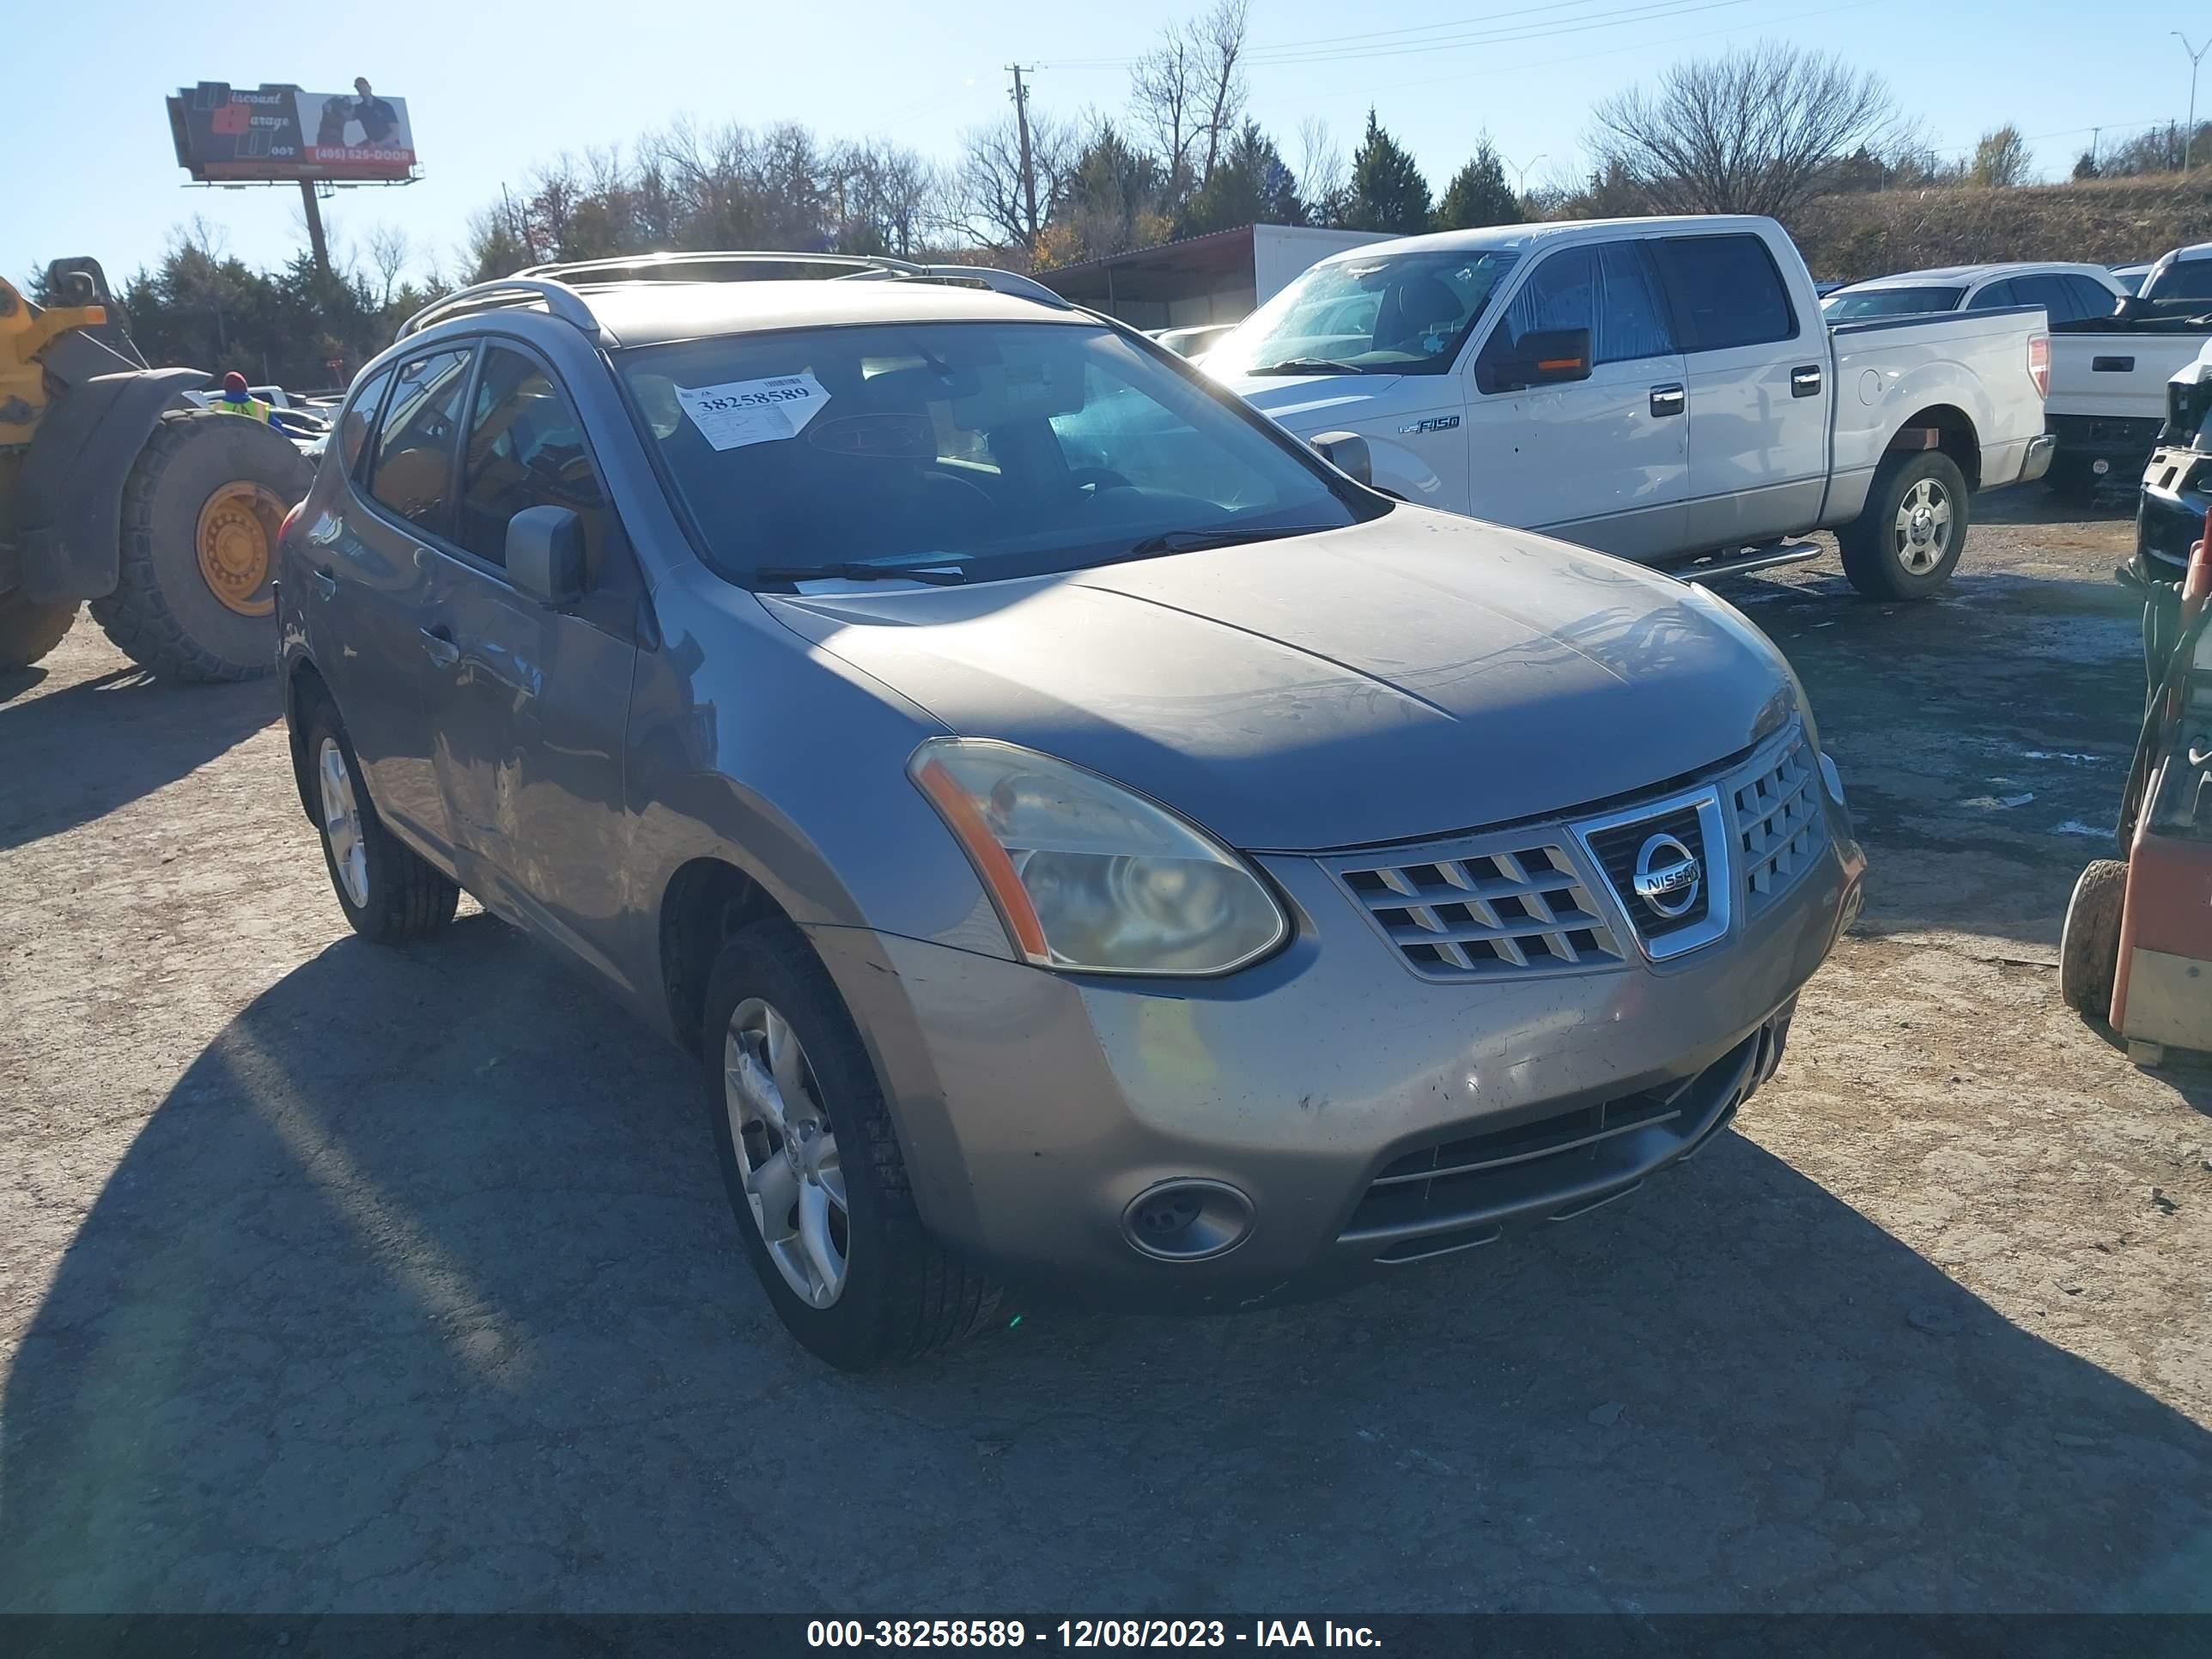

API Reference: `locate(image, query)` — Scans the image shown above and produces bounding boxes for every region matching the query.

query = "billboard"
[167,81,417,183]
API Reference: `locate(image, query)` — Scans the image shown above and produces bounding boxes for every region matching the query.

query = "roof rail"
[520,251,925,284]
[836,262,1073,309]
[398,276,599,340]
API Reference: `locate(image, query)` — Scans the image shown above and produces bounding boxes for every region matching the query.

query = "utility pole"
[1008,64,1040,263]
[1504,153,1547,195]
[298,179,332,279]
[2180,33,2209,171]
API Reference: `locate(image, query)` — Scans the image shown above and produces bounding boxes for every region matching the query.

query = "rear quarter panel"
[1826,307,2042,514]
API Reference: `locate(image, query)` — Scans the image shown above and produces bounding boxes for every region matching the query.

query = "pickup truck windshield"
[2140,257,2212,315]
[619,321,1365,586]
[1206,249,1520,378]
[1821,286,1965,320]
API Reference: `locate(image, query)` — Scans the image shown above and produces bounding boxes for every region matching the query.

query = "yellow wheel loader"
[0,258,312,679]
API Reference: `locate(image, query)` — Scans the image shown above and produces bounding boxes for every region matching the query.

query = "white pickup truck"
[1208,214,2054,599]
[2045,241,2212,495]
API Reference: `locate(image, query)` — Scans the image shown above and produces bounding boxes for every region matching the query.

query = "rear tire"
[301,696,459,944]
[702,919,999,1370]
[0,593,78,671]
[2059,859,2127,1019]
[88,409,313,682]
[1838,449,1970,600]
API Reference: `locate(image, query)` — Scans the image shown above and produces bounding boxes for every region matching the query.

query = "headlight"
[909,738,1289,975]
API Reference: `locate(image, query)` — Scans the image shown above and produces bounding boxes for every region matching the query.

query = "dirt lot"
[2,495,2207,1614]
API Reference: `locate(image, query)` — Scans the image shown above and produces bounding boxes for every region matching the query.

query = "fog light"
[1121,1179,1254,1261]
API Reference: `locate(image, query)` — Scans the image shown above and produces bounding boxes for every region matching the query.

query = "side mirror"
[1310,430,1373,488]
[2116,294,2148,322]
[1494,326,1592,392]
[505,505,587,606]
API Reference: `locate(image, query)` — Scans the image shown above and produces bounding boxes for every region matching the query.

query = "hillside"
[1789,173,2212,283]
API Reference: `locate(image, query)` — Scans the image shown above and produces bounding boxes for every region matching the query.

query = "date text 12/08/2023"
[806,1622,1383,1649]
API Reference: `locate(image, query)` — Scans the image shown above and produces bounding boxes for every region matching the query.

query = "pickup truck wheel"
[302,697,459,944]
[2059,859,2127,1019]
[1838,450,1970,600]
[702,920,1000,1370]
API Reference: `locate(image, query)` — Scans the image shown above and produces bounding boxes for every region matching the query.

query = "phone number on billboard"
[808,1621,1235,1648]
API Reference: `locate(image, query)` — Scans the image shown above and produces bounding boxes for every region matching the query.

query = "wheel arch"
[284,654,333,823]
[1886,402,1982,492]
[658,856,797,1054]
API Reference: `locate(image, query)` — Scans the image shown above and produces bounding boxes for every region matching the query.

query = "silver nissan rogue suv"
[277,254,1866,1370]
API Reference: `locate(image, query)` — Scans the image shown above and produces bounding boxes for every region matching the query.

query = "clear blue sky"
[9,0,2203,288]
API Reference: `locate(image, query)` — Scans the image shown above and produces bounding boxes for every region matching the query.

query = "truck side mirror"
[2116,295,2148,323]
[1504,327,1594,390]
[1310,431,1373,487]
[506,505,587,607]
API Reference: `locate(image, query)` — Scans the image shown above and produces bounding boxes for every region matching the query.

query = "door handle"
[418,625,461,668]
[1790,364,1824,398]
[2092,356,2136,374]
[311,568,338,600]
[1650,384,1686,417]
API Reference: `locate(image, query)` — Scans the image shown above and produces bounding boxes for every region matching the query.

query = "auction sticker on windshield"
[677,372,830,450]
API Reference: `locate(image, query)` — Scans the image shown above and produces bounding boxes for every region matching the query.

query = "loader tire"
[0,593,79,672]
[88,409,312,682]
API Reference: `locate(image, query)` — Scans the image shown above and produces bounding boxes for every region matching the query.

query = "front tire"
[302,696,459,944]
[1838,449,1971,600]
[2059,859,2127,1019]
[702,920,999,1370]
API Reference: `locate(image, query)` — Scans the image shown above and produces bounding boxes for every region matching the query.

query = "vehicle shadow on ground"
[0,672,276,852]
[3,923,2208,1613]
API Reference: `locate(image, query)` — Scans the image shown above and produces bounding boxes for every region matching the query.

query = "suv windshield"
[620,321,1367,585]
[1820,286,1965,320]
[1206,248,1521,378]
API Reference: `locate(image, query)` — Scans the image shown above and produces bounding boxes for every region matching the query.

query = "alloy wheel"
[724,998,848,1308]
[1893,477,1954,574]
[317,737,369,908]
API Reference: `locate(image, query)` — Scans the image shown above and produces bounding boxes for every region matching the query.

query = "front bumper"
[2136,447,2209,581]
[815,766,1865,1304]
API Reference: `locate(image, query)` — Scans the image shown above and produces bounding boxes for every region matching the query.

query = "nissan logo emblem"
[1632,833,1703,920]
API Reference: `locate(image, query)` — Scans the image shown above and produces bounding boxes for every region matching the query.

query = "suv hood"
[762,511,1796,852]
[1219,373,1412,434]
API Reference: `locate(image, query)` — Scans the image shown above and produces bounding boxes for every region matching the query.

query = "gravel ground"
[1,493,2207,1613]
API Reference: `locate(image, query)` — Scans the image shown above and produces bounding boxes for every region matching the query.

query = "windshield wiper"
[1125,525,1336,559]
[752,561,968,587]
[1245,356,1368,375]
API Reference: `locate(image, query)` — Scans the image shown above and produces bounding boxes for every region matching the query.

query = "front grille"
[1334,842,1626,981]
[1338,1022,1778,1262]
[1732,736,1827,916]
[1583,803,1711,942]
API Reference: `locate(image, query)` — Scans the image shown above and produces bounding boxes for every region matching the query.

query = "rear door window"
[2063,275,2120,321]
[1652,234,1797,350]
[1966,280,2018,311]
[366,347,474,541]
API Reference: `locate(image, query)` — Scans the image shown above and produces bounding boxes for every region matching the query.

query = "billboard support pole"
[298,180,332,279]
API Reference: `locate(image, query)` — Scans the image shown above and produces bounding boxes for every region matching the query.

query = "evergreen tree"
[1346,110,1431,234]
[1177,122,1304,236]
[1432,141,1522,231]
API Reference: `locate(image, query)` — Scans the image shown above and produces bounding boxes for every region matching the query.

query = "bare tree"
[1296,118,1347,225]
[1130,25,1200,203]
[1194,0,1250,187]
[1586,42,1902,219]
[365,223,412,307]
[957,111,1075,259]
[1969,125,2032,188]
